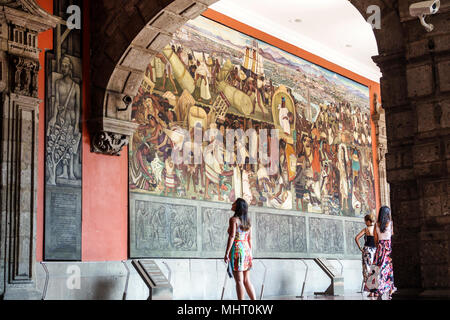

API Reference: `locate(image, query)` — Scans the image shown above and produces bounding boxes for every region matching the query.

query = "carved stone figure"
[46,55,81,185]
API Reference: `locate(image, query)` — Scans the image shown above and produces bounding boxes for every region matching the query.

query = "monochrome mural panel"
[44,0,82,261]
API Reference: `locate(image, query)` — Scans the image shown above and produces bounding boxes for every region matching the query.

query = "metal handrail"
[296,259,308,299]
[161,260,172,285]
[220,260,228,300]
[259,260,268,300]
[335,258,344,276]
[41,262,50,301]
[121,260,130,300]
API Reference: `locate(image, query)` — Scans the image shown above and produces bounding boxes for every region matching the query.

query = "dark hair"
[364,214,375,224]
[233,198,251,231]
[378,206,391,233]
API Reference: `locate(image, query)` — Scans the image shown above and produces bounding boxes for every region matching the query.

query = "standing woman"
[354,214,377,297]
[224,198,256,300]
[373,206,397,299]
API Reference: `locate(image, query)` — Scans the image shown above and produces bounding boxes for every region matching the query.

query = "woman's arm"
[224,218,237,263]
[248,227,252,250]
[374,223,379,246]
[355,228,365,253]
[391,221,394,236]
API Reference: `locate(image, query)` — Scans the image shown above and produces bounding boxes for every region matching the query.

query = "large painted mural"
[129,15,376,220]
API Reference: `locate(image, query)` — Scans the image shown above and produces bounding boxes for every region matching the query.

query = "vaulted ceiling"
[210,0,381,82]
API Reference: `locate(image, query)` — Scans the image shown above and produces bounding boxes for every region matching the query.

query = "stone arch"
[90,0,450,294]
[89,0,403,154]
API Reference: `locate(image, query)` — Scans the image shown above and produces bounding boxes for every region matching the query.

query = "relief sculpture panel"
[44,7,83,260]
[345,220,365,255]
[256,213,306,254]
[309,217,344,254]
[202,207,230,252]
[131,199,198,257]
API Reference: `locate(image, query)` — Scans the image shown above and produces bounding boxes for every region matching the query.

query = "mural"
[129,16,376,217]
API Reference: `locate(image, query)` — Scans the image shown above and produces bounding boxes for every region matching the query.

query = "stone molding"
[0,0,60,300]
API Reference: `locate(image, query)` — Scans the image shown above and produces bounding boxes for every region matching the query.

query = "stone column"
[0,1,60,300]
[373,3,450,296]
[372,93,390,207]
[1,93,41,299]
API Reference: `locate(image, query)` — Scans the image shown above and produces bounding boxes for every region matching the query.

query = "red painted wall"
[36,0,53,262]
[81,0,128,261]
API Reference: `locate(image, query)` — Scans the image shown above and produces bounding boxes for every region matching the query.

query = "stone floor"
[264,293,382,300]
[263,292,445,300]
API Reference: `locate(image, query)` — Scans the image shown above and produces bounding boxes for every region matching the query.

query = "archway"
[88,0,450,296]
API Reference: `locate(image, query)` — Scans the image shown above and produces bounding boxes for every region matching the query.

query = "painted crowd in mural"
[129,16,376,217]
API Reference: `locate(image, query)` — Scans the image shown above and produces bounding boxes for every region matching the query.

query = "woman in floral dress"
[224,198,256,300]
[372,206,397,299]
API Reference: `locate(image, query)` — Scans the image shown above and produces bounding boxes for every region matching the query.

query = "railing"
[296,259,309,299]
[161,260,173,285]
[259,260,268,300]
[220,259,269,301]
[121,260,130,300]
[41,262,50,301]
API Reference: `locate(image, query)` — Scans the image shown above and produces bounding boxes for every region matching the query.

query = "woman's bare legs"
[233,271,245,300]
[243,270,256,300]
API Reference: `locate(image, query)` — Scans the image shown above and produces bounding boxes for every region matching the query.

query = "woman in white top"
[370,206,397,299]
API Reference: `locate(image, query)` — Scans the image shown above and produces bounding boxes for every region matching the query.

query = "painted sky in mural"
[129,16,376,217]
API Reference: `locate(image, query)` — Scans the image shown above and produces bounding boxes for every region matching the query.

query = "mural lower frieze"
[130,194,365,259]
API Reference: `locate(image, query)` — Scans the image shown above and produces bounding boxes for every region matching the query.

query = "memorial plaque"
[44,186,82,260]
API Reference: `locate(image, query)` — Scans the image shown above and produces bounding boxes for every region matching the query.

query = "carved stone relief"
[91,131,129,156]
[43,1,82,261]
[11,56,39,98]
[345,220,365,255]
[130,193,364,258]
[131,199,197,257]
[256,213,306,253]
[309,217,344,254]
[46,54,82,186]
[201,207,229,252]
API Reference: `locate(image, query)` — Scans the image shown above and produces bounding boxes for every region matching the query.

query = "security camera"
[409,0,440,32]
[117,95,133,111]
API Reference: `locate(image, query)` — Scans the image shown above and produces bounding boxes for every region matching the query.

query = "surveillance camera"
[122,95,132,106]
[410,0,440,16]
[409,1,440,32]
